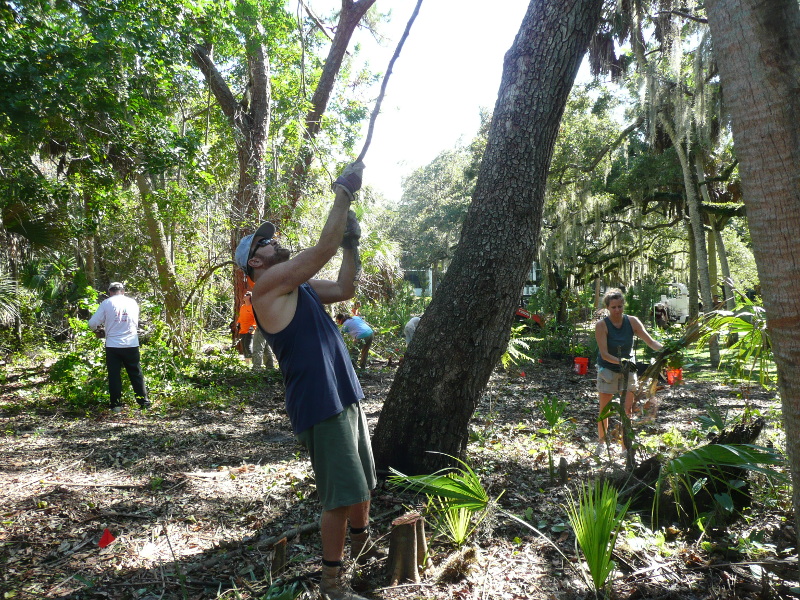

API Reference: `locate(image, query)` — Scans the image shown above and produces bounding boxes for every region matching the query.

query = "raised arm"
[310,211,360,303]
[253,163,363,298]
[255,187,353,299]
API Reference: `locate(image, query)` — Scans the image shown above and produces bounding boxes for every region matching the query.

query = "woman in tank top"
[594,288,663,449]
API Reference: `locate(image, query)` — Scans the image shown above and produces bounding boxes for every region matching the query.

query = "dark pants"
[105,346,148,407]
[239,332,254,358]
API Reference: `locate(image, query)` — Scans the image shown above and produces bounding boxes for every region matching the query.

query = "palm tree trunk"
[705,0,800,550]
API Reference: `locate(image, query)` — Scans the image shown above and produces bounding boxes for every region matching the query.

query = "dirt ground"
[1,357,797,599]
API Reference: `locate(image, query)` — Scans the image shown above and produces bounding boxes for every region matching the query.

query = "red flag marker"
[99,528,116,548]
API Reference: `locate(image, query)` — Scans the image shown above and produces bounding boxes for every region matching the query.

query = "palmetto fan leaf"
[663,443,786,482]
[0,272,19,322]
[388,454,489,512]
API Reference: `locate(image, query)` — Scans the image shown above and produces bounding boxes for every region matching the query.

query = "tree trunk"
[135,173,185,338]
[687,221,700,321]
[714,227,735,311]
[696,155,724,307]
[667,131,719,365]
[705,0,800,551]
[192,34,272,324]
[372,0,605,475]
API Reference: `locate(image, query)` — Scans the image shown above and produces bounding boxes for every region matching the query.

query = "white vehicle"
[654,282,691,326]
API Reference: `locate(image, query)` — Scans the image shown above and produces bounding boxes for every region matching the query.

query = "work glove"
[619,358,631,371]
[332,161,365,202]
[341,210,361,249]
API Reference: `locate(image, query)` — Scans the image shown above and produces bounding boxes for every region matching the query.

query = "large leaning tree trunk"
[704,0,800,550]
[372,0,604,475]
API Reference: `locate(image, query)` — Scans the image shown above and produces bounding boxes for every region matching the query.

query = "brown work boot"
[350,530,384,565]
[319,565,369,600]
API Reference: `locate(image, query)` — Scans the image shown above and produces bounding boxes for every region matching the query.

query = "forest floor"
[1,354,798,600]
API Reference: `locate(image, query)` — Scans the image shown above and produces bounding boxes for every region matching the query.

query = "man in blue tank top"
[234,162,375,600]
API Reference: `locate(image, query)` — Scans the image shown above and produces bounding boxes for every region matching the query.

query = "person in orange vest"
[236,291,256,364]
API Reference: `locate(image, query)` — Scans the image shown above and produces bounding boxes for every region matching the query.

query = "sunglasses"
[250,236,276,259]
[246,236,277,278]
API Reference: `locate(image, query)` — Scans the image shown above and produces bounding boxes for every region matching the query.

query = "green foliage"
[538,395,572,480]
[428,497,483,548]
[654,443,787,525]
[259,581,303,600]
[46,315,257,412]
[500,325,536,370]
[697,289,773,387]
[388,454,495,548]
[540,395,568,430]
[697,403,730,434]
[47,320,109,410]
[626,275,671,323]
[565,480,630,593]
[0,271,19,323]
[392,147,473,271]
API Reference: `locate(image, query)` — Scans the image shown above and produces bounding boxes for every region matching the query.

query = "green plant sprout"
[501,324,536,370]
[539,395,569,481]
[565,480,631,593]
[696,281,774,388]
[389,453,579,572]
[388,454,493,548]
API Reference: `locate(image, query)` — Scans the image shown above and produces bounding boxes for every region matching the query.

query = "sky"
[310,1,533,201]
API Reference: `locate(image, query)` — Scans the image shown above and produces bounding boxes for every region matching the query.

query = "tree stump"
[270,537,287,577]
[387,512,431,586]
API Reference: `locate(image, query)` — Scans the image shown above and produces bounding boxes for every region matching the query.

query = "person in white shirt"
[88,282,149,412]
[404,315,421,346]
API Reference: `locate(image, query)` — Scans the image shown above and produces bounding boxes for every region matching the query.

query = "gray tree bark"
[372,0,605,475]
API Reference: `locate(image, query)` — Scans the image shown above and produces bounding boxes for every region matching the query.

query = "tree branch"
[656,10,708,24]
[357,0,424,162]
[553,115,645,183]
[192,44,241,126]
[182,260,235,311]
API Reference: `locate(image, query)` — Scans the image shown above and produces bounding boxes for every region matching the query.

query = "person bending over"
[335,313,374,369]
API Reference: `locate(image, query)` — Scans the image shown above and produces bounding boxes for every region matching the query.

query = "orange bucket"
[666,368,683,385]
[573,357,589,375]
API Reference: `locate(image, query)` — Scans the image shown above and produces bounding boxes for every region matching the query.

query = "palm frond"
[0,273,19,322]
[565,480,630,592]
[388,454,490,512]
[664,443,786,482]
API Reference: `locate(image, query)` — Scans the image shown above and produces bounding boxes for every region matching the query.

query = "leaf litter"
[0,358,796,599]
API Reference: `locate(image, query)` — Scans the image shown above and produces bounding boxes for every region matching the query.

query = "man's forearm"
[337,247,358,298]
[317,189,351,254]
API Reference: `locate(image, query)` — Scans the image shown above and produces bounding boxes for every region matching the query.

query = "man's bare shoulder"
[252,285,299,334]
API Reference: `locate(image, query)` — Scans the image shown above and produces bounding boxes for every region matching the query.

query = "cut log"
[387,512,431,586]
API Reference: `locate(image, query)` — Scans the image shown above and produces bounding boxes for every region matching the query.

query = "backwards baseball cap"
[108,281,125,292]
[234,221,277,273]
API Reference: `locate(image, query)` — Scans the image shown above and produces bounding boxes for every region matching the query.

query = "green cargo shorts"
[297,402,377,511]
